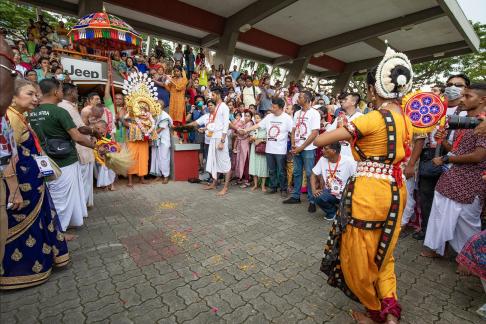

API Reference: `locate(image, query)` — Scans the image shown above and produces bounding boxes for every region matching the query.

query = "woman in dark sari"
[0,79,69,289]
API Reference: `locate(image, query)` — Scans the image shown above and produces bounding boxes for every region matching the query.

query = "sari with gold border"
[0,107,69,290]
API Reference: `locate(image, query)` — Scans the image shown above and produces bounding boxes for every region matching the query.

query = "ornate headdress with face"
[123,71,161,118]
[374,46,413,99]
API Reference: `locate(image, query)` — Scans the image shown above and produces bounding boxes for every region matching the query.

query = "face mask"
[56,74,65,81]
[196,101,203,108]
[444,86,462,101]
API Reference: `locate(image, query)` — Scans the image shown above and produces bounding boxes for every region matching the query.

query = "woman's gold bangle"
[2,173,17,179]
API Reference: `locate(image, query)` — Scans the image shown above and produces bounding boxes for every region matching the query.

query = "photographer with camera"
[422,83,486,262]
[413,74,470,240]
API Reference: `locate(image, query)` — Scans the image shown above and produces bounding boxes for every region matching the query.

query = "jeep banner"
[61,56,124,87]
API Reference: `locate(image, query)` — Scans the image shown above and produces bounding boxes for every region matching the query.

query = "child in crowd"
[94,120,117,191]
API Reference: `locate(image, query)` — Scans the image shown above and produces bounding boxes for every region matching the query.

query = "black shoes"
[283,197,301,204]
[265,189,277,194]
[308,203,316,213]
[412,230,426,240]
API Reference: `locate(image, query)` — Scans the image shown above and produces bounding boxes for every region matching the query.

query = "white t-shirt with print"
[258,112,293,155]
[293,108,321,151]
[326,111,363,158]
[312,154,357,199]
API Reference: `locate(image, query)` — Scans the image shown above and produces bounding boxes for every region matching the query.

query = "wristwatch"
[441,155,450,164]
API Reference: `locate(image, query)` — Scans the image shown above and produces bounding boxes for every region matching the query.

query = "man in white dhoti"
[29,79,96,238]
[187,87,231,196]
[422,83,486,258]
[150,109,173,183]
[59,84,102,208]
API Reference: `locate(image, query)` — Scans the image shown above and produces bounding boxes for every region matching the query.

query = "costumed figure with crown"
[315,46,415,323]
[123,72,161,187]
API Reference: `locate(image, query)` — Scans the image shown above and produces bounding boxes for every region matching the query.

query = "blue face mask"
[56,74,65,81]
[196,101,203,108]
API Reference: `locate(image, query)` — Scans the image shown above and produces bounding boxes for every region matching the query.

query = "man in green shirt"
[30,78,96,235]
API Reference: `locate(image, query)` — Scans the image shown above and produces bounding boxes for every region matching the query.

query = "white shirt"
[312,155,357,199]
[242,86,261,108]
[196,114,211,144]
[293,108,321,151]
[196,102,230,139]
[173,51,183,62]
[326,110,363,158]
[291,93,299,105]
[258,112,293,155]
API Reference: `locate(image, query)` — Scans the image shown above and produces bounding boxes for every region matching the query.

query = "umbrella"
[68,11,142,54]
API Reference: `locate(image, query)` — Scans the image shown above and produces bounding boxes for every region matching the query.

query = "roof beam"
[120,16,201,46]
[411,47,471,64]
[437,0,480,52]
[225,0,299,32]
[273,56,294,66]
[19,0,77,16]
[297,6,445,59]
[218,48,274,65]
[200,34,219,48]
[364,38,390,53]
[318,71,340,78]
[345,40,470,72]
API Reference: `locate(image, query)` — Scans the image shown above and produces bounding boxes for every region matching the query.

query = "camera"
[447,115,482,130]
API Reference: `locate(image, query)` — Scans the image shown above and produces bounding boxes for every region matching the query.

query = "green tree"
[412,22,485,86]
[346,22,484,96]
[0,0,77,39]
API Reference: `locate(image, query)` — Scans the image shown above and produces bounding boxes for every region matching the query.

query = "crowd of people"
[0,19,485,324]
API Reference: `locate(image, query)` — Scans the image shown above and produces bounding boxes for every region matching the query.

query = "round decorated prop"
[94,138,121,165]
[68,11,142,54]
[402,91,447,133]
[93,137,133,176]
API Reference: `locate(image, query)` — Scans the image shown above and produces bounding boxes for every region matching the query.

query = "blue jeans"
[315,189,340,218]
[291,149,316,203]
[266,153,287,192]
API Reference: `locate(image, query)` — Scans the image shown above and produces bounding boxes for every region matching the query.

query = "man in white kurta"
[150,110,173,182]
[195,88,231,196]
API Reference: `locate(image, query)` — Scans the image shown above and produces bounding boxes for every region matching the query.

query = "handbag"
[255,141,266,155]
[419,147,444,178]
[44,138,75,159]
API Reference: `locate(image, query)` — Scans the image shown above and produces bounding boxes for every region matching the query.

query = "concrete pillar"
[285,57,310,86]
[78,0,103,17]
[214,31,238,69]
[332,70,354,95]
[145,35,152,56]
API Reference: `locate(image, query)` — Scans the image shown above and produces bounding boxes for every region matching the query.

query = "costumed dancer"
[123,72,161,187]
[315,47,414,324]
[94,120,116,191]
[150,106,173,183]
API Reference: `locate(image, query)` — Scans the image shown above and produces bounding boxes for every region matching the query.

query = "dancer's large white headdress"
[123,72,161,117]
[374,46,413,99]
